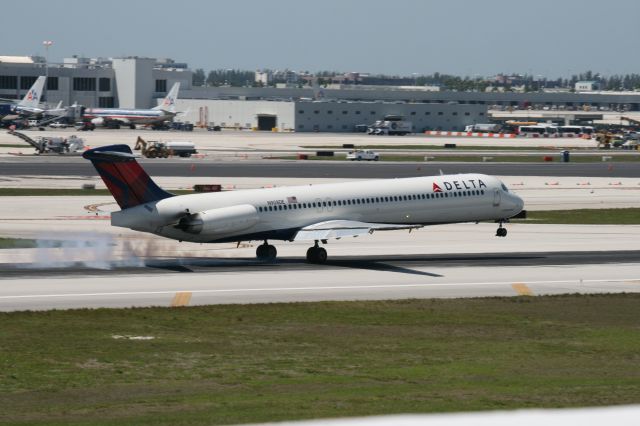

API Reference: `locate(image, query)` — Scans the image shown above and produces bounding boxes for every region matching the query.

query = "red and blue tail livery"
[83,144,174,209]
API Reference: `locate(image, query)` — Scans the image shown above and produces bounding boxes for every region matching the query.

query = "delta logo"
[432,179,487,192]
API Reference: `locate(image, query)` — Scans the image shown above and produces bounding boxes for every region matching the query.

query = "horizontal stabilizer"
[83,147,137,162]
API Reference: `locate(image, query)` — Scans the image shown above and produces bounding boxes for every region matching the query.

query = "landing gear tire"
[306,246,327,264]
[256,242,277,261]
[496,227,507,237]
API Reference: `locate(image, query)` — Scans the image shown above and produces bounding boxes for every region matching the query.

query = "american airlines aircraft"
[2,76,47,117]
[84,145,524,263]
[83,82,180,129]
[1,77,70,122]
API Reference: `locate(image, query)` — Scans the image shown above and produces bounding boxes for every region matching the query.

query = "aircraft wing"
[293,220,422,241]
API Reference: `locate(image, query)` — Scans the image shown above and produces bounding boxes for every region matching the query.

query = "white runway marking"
[1,278,638,300]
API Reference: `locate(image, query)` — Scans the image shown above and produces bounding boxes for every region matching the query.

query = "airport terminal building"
[3,54,640,132]
[0,55,192,109]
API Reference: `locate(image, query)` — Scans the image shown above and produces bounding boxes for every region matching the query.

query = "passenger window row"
[257,190,485,213]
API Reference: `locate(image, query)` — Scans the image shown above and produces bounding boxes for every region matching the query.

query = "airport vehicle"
[346,150,380,161]
[8,130,84,154]
[74,121,95,131]
[83,83,180,129]
[134,136,197,158]
[83,144,524,263]
[620,116,640,130]
[518,125,559,136]
[49,121,69,128]
[34,135,84,154]
[595,131,620,148]
[134,136,170,158]
[464,123,502,133]
[368,115,412,135]
[0,104,11,116]
[557,125,594,136]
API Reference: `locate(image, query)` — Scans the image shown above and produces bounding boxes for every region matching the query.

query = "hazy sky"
[2,0,639,78]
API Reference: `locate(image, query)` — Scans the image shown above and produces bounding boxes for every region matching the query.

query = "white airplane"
[1,77,72,123]
[6,76,47,117]
[83,82,180,129]
[83,145,524,263]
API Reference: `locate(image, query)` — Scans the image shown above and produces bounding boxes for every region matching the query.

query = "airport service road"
[0,128,601,151]
[0,254,638,311]
[1,157,639,178]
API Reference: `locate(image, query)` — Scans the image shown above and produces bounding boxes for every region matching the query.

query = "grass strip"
[514,208,640,224]
[0,237,37,249]
[0,144,34,148]
[0,294,639,424]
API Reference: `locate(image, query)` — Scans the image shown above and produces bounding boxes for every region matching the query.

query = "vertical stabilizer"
[83,145,174,209]
[18,76,46,109]
[153,82,180,112]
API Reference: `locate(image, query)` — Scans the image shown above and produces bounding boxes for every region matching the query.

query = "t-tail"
[152,82,180,113]
[17,76,46,109]
[83,145,174,210]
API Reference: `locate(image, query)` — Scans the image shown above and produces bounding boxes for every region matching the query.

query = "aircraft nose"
[513,194,524,213]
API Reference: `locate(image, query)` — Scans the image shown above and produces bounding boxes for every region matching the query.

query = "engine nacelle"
[175,204,258,236]
[91,117,104,126]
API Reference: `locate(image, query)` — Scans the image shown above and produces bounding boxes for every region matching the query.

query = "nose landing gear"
[256,240,277,261]
[496,221,508,237]
[306,240,327,264]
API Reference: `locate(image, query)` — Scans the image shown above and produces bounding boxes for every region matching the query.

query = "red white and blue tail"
[18,76,46,109]
[152,82,180,112]
[83,144,174,209]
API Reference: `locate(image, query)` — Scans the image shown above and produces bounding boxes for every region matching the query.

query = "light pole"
[42,40,53,102]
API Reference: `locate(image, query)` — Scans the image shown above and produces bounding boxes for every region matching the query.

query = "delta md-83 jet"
[84,145,524,263]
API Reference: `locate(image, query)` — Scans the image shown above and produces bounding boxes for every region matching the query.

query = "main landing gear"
[254,240,329,263]
[256,240,277,261]
[496,220,508,237]
[306,240,327,264]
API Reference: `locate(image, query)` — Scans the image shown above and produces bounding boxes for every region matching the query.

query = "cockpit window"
[501,183,509,192]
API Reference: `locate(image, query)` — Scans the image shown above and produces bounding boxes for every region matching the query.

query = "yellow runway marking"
[171,292,192,307]
[512,283,533,296]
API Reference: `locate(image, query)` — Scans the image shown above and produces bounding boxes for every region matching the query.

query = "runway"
[0,251,638,312]
[1,158,639,178]
[1,130,640,312]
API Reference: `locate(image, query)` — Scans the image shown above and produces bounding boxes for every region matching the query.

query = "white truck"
[346,150,380,161]
[368,115,413,136]
[165,141,198,157]
[464,123,502,133]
